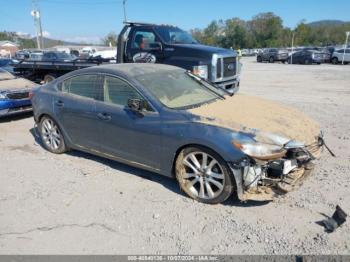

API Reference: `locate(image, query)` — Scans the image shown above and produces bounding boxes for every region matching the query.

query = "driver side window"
[132,30,156,50]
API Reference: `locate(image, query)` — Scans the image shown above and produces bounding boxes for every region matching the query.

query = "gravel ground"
[0,57,349,254]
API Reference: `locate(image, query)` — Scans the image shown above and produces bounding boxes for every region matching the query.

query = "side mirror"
[149,42,162,51]
[127,98,143,112]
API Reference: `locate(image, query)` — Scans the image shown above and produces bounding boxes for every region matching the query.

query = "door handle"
[97,112,111,121]
[55,100,64,107]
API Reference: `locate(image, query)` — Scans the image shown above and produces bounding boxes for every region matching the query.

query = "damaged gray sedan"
[31,64,323,204]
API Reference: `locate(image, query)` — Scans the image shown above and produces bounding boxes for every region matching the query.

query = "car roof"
[75,63,184,78]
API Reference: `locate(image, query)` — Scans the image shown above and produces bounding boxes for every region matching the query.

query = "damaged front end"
[229,133,324,201]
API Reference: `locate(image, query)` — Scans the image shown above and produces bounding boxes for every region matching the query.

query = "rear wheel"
[43,74,56,84]
[332,57,338,64]
[38,116,67,154]
[269,56,274,63]
[175,146,234,204]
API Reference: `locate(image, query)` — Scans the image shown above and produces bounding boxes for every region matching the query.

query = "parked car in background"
[331,49,350,64]
[31,63,322,204]
[257,48,288,63]
[29,51,43,61]
[42,51,77,62]
[303,47,331,63]
[0,58,17,73]
[287,50,323,64]
[0,68,37,117]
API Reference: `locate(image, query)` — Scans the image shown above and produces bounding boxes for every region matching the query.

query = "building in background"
[0,41,19,57]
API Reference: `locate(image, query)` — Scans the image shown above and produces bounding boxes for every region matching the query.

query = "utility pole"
[290,31,295,64]
[31,0,44,49]
[342,31,350,65]
[123,0,127,22]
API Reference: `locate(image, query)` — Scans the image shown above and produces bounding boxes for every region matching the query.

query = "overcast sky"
[1,0,350,43]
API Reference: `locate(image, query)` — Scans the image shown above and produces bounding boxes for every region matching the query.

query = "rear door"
[54,74,101,150]
[125,27,164,64]
[95,75,161,170]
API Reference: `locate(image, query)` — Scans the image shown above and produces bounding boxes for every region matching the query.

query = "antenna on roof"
[123,0,128,22]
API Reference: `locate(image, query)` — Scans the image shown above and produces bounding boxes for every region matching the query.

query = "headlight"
[193,65,208,79]
[0,93,7,99]
[232,141,286,160]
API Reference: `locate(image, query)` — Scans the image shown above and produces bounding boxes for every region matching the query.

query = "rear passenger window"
[103,76,141,106]
[60,74,98,99]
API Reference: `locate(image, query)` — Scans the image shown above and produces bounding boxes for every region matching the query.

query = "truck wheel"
[175,146,234,204]
[331,57,338,64]
[43,74,56,84]
[257,56,262,63]
[269,57,274,63]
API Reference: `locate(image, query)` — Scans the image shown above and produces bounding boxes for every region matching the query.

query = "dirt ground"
[0,57,349,254]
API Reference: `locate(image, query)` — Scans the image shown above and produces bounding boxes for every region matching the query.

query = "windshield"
[134,69,222,109]
[155,27,198,44]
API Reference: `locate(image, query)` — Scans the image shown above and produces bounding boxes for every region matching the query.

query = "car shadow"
[29,127,182,197]
[67,150,183,196]
[29,126,271,208]
[0,112,33,123]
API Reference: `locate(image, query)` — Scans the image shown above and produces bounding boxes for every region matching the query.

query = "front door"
[95,75,161,170]
[125,27,164,64]
[54,74,100,150]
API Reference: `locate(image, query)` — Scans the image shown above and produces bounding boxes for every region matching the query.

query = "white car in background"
[331,48,350,64]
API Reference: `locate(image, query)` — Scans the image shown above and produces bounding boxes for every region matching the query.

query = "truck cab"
[117,22,240,94]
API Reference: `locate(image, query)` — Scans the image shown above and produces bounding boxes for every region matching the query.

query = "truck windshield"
[134,69,223,109]
[155,27,198,44]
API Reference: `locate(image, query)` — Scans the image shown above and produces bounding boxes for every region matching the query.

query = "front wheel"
[175,146,234,204]
[332,57,338,64]
[269,56,274,63]
[38,116,67,154]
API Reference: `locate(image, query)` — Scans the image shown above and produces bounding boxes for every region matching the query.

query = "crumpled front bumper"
[229,137,323,201]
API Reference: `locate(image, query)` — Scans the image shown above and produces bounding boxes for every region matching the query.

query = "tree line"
[190,12,350,49]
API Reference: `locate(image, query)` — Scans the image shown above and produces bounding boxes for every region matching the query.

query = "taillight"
[29,91,34,100]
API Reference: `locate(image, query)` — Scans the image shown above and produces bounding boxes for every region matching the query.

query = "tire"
[269,56,274,63]
[257,56,262,63]
[175,146,234,204]
[43,74,56,84]
[332,57,338,64]
[38,116,67,154]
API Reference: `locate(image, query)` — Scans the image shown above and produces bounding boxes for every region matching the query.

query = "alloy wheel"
[41,118,62,150]
[181,151,225,199]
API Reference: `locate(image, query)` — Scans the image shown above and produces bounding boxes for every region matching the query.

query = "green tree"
[249,12,284,47]
[102,32,118,47]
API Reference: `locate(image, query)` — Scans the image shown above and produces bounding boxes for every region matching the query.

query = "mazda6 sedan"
[31,64,323,204]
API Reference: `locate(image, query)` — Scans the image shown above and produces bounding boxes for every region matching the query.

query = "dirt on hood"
[0,78,38,91]
[188,94,320,145]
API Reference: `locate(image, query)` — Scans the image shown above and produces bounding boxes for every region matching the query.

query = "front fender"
[160,120,246,176]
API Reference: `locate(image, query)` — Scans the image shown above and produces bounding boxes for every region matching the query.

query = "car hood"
[0,77,38,92]
[187,94,320,146]
[170,44,236,59]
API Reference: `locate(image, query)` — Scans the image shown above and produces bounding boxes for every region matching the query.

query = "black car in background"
[256,48,289,63]
[287,50,324,64]
[41,51,77,62]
